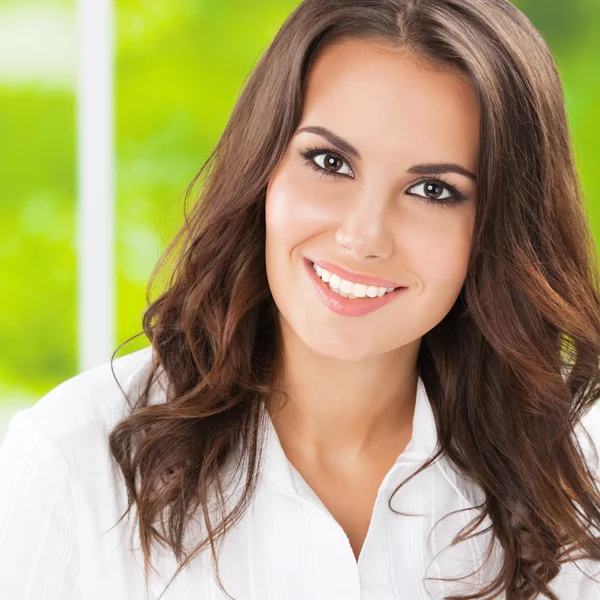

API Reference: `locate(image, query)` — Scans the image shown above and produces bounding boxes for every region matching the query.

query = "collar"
[258,375,486,511]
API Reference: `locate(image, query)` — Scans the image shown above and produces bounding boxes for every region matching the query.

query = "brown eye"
[407,180,454,202]
[313,152,352,176]
[322,154,343,172]
[300,147,354,178]
[424,182,445,199]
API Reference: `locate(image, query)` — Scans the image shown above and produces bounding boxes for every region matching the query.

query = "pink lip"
[306,257,404,289]
[303,259,408,317]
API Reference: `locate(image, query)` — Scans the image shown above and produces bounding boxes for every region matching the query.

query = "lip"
[306,257,404,289]
[303,258,408,317]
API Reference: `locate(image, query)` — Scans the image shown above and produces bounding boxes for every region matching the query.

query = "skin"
[264,38,479,561]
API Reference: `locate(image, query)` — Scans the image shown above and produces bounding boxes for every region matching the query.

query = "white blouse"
[0,346,599,599]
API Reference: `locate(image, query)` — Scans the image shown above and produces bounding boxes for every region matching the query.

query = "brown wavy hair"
[108,0,600,598]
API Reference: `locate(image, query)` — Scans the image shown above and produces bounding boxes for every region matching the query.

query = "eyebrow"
[295,125,477,183]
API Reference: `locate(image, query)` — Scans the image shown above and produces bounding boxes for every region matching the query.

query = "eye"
[298,147,468,207]
[300,146,354,179]
[406,179,466,206]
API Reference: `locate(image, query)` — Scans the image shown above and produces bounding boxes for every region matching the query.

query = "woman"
[1,0,600,598]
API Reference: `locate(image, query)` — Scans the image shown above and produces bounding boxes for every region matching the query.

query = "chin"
[299,329,380,362]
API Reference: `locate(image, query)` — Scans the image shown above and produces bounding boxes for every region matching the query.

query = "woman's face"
[265,39,479,361]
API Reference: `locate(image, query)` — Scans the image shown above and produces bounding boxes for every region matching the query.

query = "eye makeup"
[298,144,470,208]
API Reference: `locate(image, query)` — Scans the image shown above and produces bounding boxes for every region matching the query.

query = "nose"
[335,185,394,260]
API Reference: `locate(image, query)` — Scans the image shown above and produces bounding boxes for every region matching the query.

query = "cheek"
[409,214,473,290]
[265,186,297,241]
[264,171,306,288]
[265,169,335,254]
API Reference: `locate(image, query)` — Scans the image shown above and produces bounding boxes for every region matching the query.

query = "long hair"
[108,1,600,598]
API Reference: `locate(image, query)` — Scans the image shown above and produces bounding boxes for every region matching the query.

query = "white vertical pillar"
[75,0,115,372]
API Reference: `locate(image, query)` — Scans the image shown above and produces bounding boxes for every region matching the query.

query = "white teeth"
[312,262,398,299]
[353,284,367,298]
[340,279,354,294]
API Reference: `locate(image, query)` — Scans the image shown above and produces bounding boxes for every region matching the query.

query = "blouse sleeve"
[0,409,81,599]
[579,565,600,598]
[578,400,600,598]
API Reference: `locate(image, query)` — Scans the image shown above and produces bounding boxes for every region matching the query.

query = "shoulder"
[18,345,159,445]
[0,347,161,595]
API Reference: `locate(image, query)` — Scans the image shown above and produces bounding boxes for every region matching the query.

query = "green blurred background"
[0,0,599,434]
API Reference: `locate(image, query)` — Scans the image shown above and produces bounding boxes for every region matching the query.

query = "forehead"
[301,39,480,170]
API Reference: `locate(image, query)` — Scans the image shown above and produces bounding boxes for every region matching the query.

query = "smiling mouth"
[308,260,404,299]
[303,258,408,317]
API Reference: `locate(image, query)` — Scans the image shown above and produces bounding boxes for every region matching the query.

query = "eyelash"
[299,145,468,207]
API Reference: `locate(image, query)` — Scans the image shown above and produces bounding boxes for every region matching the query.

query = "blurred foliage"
[114,0,300,359]
[0,0,599,407]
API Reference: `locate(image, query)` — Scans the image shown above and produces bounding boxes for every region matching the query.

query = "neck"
[267,322,421,466]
